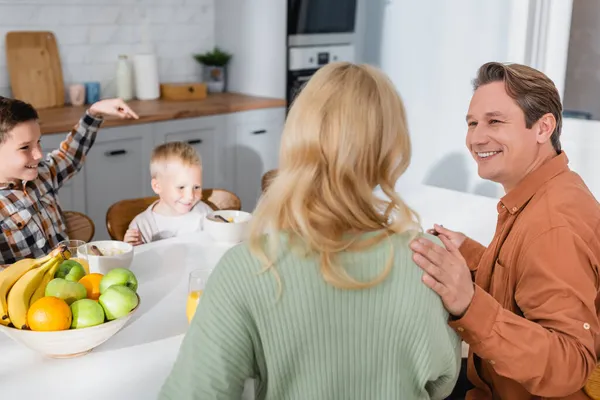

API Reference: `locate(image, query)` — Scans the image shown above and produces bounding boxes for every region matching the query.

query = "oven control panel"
[288,45,355,71]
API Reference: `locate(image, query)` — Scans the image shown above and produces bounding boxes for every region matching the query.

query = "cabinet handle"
[252,129,267,135]
[187,139,203,145]
[105,149,128,157]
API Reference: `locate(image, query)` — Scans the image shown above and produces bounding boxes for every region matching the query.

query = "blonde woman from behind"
[159,62,461,400]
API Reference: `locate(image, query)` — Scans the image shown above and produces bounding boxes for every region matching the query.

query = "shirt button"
[584,323,591,330]
[488,360,496,365]
[456,327,465,332]
[511,207,518,212]
[16,222,22,228]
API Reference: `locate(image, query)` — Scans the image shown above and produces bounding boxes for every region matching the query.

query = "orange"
[28,296,72,331]
[79,273,103,300]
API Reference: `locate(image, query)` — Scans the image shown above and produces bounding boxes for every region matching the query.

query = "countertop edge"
[38,93,287,135]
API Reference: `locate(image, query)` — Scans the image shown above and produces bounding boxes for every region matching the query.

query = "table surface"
[1,183,499,399]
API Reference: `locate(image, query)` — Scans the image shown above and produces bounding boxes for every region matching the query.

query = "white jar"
[132,53,160,100]
[116,55,134,101]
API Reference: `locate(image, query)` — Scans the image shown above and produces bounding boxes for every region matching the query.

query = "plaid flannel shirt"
[0,112,103,267]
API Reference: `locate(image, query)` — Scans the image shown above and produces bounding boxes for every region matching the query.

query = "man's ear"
[151,178,161,195]
[535,113,556,145]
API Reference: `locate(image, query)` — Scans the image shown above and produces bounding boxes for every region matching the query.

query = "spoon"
[215,215,230,223]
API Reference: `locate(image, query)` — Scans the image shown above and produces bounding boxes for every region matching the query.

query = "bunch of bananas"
[0,245,70,330]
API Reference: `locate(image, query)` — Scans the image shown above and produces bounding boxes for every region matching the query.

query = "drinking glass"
[59,239,89,274]
[186,269,212,324]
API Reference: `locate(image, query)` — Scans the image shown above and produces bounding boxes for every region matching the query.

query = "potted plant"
[193,47,233,93]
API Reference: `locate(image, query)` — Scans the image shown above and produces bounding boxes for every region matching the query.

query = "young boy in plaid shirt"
[0,97,138,267]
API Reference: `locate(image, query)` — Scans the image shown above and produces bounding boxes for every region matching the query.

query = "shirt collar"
[500,151,570,214]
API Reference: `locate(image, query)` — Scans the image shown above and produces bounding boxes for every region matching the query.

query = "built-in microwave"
[287,0,358,46]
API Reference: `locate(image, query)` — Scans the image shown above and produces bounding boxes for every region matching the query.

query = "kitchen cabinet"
[81,124,155,240]
[40,107,285,241]
[226,108,285,212]
[40,133,86,215]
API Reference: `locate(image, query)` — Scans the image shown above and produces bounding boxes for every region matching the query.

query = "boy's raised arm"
[45,99,138,190]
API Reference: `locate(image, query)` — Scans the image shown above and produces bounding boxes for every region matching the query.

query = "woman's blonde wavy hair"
[249,62,420,294]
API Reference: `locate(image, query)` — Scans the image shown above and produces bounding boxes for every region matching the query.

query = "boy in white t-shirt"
[124,142,213,246]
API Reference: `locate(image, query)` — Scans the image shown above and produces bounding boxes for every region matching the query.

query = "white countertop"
[1,183,499,399]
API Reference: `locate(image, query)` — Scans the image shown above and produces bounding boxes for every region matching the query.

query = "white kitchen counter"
[1,183,499,399]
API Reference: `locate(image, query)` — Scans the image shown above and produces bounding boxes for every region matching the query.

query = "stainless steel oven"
[287,0,358,46]
[286,44,355,106]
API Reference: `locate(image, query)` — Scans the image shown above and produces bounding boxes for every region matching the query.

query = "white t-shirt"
[129,200,213,243]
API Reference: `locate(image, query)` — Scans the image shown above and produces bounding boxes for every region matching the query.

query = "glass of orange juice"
[59,239,90,274]
[186,268,211,324]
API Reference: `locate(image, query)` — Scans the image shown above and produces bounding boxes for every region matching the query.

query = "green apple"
[45,278,87,305]
[55,260,86,282]
[99,268,138,294]
[70,299,105,329]
[98,285,139,320]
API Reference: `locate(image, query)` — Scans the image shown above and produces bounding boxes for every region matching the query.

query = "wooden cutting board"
[5,31,65,109]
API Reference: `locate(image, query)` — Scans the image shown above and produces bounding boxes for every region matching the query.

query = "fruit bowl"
[78,241,134,274]
[0,294,140,358]
[204,210,252,244]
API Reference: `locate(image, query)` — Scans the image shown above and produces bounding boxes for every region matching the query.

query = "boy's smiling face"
[0,120,43,183]
[151,161,203,216]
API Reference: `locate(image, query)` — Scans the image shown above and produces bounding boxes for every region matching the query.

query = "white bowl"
[0,296,140,358]
[77,240,134,275]
[204,210,252,244]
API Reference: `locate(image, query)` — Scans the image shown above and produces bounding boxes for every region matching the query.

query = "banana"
[5,247,68,330]
[29,259,61,308]
[0,256,50,326]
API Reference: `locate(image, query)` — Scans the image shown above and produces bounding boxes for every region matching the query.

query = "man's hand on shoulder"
[427,224,467,249]
[88,98,139,120]
[410,233,475,317]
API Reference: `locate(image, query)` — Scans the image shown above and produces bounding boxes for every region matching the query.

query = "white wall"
[0,0,215,100]
[375,0,532,198]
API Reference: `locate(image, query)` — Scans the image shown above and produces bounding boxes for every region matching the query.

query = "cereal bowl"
[204,210,252,244]
[78,241,134,275]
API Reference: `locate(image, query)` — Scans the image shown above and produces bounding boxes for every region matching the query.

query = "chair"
[585,365,600,399]
[261,169,278,193]
[63,211,95,242]
[105,189,242,241]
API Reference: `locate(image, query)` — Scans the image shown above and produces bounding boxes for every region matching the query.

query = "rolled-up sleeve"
[449,227,599,397]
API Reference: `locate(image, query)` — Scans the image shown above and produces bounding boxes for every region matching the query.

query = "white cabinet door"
[40,134,86,215]
[83,125,154,240]
[228,108,285,212]
[152,116,226,190]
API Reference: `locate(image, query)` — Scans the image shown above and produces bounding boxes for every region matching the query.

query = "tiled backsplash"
[0,0,215,100]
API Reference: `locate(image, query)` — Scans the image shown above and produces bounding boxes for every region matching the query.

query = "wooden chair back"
[105,189,242,241]
[261,169,277,193]
[585,365,600,399]
[64,211,95,242]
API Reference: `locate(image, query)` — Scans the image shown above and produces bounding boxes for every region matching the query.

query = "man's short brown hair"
[0,97,38,144]
[472,62,563,153]
[150,141,202,178]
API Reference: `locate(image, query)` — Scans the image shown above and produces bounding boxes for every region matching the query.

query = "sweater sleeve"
[418,234,462,399]
[426,322,462,400]
[158,250,256,400]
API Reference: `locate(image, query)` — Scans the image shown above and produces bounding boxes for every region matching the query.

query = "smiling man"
[410,62,600,399]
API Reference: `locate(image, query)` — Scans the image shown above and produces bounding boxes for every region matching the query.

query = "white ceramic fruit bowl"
[204,210,253,244]
[78,240,134,274]
[0,295,140,358]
